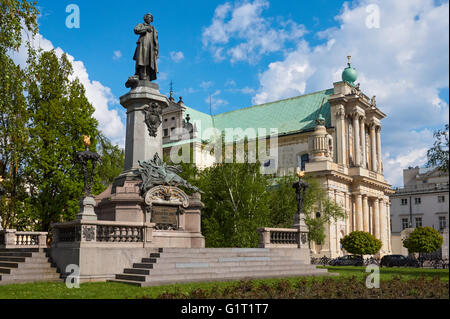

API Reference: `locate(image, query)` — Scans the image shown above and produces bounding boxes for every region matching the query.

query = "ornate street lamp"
[75,135,101,221]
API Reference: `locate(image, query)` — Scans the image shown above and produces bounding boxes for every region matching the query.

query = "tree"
[196,162,273,248]
[340,231,382,257]
[24,50,100,230]
[402,226,443,254]
[0,0,38,54]
[302,178,346,245]
[0,0,39,229]
[0,53,32,229]
[96,133,124,189]
[426,124,449,172]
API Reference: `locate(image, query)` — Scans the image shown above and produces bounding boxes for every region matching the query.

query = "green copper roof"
[165,88,334,146]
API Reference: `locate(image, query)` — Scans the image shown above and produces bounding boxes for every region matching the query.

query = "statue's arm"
[134,23,148,35]
[154,28,159,58]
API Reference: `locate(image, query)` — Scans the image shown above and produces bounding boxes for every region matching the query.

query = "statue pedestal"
[76,196,98,221]
[97,82,171,220]
[293,212,309,249]
[120,81,169,173]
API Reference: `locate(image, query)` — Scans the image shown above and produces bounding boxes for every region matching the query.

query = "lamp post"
[75,135,101,221]
[292,168,310,247]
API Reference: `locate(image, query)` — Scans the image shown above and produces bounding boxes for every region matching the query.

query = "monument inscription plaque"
[152,205,179,230]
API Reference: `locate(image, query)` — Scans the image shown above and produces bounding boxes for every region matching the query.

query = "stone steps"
[111,248,331,287]
[120,263,319,280]
[0,248,39,253]
[0,248,61,285]
[126,260,314,274]
[112,268,331,287]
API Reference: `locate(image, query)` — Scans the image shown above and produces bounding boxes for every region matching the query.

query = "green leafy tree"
[267,176,297,228]
[0,53,32,229]
[340,231,382,257]
[0,0,39,229]
[0,0,38,54]
[303,178,346,245]
[426,124,449,172]
[24,50,100,230]
[403,226,443,254]
[197,162,272,248]
[96,134,124,189]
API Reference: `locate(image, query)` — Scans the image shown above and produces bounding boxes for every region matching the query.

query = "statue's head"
[144,13,153,24]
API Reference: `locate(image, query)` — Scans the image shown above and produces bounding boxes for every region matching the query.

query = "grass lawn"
[321,266,449,281]
[0,266,448,299]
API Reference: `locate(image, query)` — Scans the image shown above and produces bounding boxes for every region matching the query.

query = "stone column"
[355,194,363,231]
[376,126,382,173]
[386,202,392,252]
[370,124,377,171]
[373,198,380,239]
[379,199,386,251]
[353,114,361,166]
[345,193,351,235]
[336,107,346,165]
[362,195,369,232]
[360,118,366,168]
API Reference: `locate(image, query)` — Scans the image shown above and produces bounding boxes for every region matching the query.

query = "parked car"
[329,255,364,266]
[380,255,420,267]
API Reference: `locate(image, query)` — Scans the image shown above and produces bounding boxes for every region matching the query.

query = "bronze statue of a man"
[133,13,159,81]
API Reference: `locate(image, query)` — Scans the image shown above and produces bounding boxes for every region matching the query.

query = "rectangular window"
[439,216,447,231]
[297,154,309,171]
[163,129,169,137]
[401,199,408,205]
[414,197,421,205]
[438,196,445,203]
[415,217,422,227]
[402,218,409,230]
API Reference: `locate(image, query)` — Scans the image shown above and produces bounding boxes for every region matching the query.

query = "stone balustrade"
[0,229,48,248]
[51,219,152,246]
[258,227,307,248]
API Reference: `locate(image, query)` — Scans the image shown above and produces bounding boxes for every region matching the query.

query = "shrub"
[403,226,443,254]
[340,231,382,256]
[152,277,449,299]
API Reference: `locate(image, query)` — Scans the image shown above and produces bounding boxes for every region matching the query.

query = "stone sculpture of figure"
[138,153,202,194]
[133,13,159,81]
[292,169,309,215]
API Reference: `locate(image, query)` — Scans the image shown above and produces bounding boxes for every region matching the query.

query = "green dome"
[342,63,357,85]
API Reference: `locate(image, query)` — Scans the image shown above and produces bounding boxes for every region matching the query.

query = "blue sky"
[20,0,449,186]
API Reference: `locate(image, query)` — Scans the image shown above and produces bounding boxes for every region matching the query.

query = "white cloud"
[170,51,184,63]
[250,0,449,186]
[12,32,125,148]
[112,50,122,60]
[202,0,306,64]
[225,80,237,87]
[205,90,228,111]
[200,81,214,90]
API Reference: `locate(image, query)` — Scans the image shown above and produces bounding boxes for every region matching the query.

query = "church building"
[161,58,394,258]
